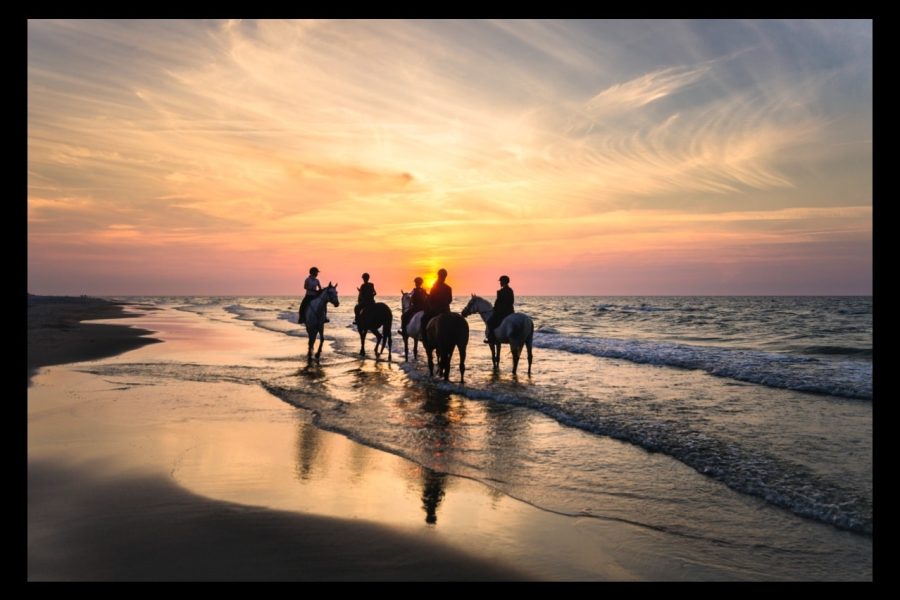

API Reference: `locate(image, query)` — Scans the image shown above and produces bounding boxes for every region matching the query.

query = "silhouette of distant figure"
[485,275,514,343]
[353,272,376,325]
[298,267,324,325]
[421,268,452,334]
[401,277,428,337]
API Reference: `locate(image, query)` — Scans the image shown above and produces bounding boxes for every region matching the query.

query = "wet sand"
[27,295,161,384]
[27,298,793,581]
[27,298,530,581]
[28,461,524,581]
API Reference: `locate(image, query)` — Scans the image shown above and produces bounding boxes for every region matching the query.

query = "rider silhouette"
[353,272,376,325]
[485,275,514,343]
[401,277,428,336]
[422,269,452,334]
[298,267,324,325]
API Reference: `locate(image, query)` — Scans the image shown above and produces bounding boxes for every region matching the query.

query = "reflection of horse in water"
[400,290,424,361]
[416,386,454,524]
[301,283,340,362]
[356,303,392,360]
[461,295,534,375]
[421,468,447,524]
[425,312,469,381]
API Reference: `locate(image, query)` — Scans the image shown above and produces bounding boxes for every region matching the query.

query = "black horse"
[424,312,468,381]
[357,302,393,360]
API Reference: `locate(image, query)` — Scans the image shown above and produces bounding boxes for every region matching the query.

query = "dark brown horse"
[424,312,469,381]
[357,302,392,360]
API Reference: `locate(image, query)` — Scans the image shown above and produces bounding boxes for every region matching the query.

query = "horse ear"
[471,293,475,298]
[334,282,338,289]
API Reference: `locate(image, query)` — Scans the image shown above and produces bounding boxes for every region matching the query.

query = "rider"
[298,266,323,325]
[401,276,428,337]
[485,275,514,343]
[353,272,376,325]
[421,268,452,334]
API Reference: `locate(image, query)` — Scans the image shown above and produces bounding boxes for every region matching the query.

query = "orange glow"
[27,20,872,296]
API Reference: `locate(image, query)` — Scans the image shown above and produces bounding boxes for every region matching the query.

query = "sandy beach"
[27,295,161,384]
[28,298,532,581]
[27,18,873,584]
[27,296,871,581]
[26,298,629,581]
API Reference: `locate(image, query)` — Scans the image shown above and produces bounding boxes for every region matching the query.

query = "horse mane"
[470,294,491,308]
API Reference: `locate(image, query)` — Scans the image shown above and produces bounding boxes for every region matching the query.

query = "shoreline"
[27,299,534,581]
[27,298,871,581]
[27,295,161,384]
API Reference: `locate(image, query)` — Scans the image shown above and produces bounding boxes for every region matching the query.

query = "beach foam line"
[532,333,871,400]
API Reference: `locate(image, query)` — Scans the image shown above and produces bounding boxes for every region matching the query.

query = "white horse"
[399,290,425,361]
[461,295,534,375]
[302,283,340,362]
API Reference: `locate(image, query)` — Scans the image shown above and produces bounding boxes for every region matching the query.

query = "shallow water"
[93,294,871,579]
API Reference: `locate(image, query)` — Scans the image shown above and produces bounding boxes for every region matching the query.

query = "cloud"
[27,20,872,294]
[583,66,710,117]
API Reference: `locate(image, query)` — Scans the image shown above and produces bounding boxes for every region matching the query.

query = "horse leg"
[427,344,435,376]
[526,336,533,375]
[458,342,466,381]
[385,326,392,362]
[491,343,500,370]
[374,331,383,357]
[511,342,521,375]
[442,348,451,381]
[359,329,366,356]
[316,327,324,360]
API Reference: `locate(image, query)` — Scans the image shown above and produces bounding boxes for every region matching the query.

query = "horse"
[399,290,425,361]
[301,283,340,362]
[424,312,469,381]
[461,295,534,375]
[356,302,393,360]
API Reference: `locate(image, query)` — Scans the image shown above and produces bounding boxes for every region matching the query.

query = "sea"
[101,294,872,579]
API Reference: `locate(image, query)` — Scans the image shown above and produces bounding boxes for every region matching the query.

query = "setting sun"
[28,20,872,583]
[28,19,870,297]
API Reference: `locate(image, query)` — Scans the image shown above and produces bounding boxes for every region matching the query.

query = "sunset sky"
[28,19,872,296]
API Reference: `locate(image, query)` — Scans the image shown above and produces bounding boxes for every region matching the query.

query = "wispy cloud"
[583,66,710,116]
[28,19,872,294]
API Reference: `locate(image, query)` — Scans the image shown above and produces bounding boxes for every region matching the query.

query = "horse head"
[400,289,412,312]
[462,295,490,318]
[461,295,476,317]
[325,282,340,307]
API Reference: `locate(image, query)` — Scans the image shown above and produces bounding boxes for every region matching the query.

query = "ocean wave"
[434,381,872,535]
[221,304,313,337]
[532,333,871,400]
[622,304,678,312]
[798,345,872,358]
[301,360,873,536]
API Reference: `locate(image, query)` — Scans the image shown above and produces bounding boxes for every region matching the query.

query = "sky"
[27,19,872,296]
